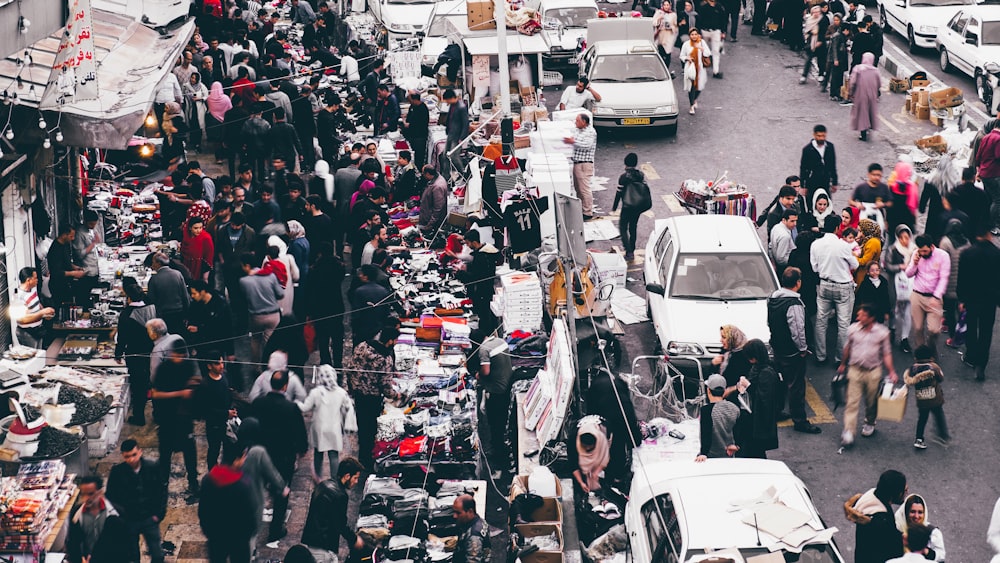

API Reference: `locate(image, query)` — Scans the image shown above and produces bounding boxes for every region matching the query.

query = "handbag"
[702,55,712,68]
[894,271,913,300]
[622,179,653,213]
[684,60,697,81]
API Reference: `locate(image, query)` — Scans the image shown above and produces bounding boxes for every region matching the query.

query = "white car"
[536,0,598,66]
[879,0,974,51]
[579,18,679,133]
[370,0,440,39]
[936,6,1000,108]
[643,215,777,365]
[626,459,847,563]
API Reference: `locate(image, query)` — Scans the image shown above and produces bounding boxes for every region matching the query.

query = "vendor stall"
[0,460,79,556]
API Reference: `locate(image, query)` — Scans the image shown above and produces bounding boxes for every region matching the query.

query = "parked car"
[878,0,973,52]
[578,18,679,133]
[936,6,1000,108]
[626,458,848,563]
[370,0,441,40]
[643,215,777,367]
[531,0,598,66]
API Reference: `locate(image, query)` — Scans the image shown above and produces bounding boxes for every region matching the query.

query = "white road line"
[663,193,683,213]
[882,39,989,128]
[881,116,901,134]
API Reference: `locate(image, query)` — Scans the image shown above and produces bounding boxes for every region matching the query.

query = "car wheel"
[664,123,678,136]
[879,7,887,29]
[907,26,918,53]
[978,71,994,109]
[940,48,951,72]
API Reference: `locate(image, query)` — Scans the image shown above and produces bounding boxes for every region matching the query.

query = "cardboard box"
[877,386,907,423]
[911,78,931,89]
[467,0,496,30]
[930,111,944,127]
[929,86,963,109]
[904,98,911,112]
[889,77,909,93]
[916,134,947,153]
[915,89,930,106]
[510,475,564,499]
[915,103,930,120]
[514,136,531,149]
[514,524,564,563]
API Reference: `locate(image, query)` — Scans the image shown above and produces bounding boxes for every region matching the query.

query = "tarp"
[463,34,549,55]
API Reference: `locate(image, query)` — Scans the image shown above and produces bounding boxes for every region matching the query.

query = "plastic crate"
[88,426,110,458]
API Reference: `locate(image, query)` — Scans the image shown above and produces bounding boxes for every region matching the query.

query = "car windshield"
[983,21,1000,43]
[910,0,970,7]
[669,253,776,300]
[590,53,669,82]
[543,6,598,27]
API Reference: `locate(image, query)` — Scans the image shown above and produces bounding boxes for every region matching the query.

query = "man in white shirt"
[810,214,858,364]
[559,77,602,111]
[13,267,55,348]
[769,208,797,275]
[340,50,360,85]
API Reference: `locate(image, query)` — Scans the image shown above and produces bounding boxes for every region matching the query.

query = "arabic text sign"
[50,0,99,101]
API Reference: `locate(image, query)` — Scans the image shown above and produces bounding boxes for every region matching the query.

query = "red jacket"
[182,229,215,280]
[977,129,1000,179]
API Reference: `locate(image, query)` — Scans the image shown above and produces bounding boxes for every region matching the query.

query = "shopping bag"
[894,272,913,301]
[684,61,697,81]
[830,372,847,411]
[876,382,907,423]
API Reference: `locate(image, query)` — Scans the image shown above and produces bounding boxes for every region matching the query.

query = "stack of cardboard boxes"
[509,473,565,563]
[905,78,965,126]
[468,0,496,30]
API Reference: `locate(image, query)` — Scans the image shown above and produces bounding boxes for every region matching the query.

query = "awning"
[92,0,192,29]
[0,12,195,150]
[463,34,549,56]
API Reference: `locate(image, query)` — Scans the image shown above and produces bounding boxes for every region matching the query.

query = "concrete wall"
[0,0,65,61]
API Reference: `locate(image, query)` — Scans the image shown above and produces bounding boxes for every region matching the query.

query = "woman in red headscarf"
[836,206,860,238]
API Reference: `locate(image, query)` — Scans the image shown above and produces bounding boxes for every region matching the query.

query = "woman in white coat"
[298,365,357,482]
[264,235,300,317]
[653,3,679,71]
[679,28,711,114]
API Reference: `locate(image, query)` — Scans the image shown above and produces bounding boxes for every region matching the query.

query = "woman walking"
[680,29,711,114]
[884,224,916,352]
[854,218,882,285]
[800,6,827,84]
[298,365,357,482]
[183,71,209,151]
[205,81,232,147]
[849,52,881,141]
[887,161,918,240]
[653,2,679,70]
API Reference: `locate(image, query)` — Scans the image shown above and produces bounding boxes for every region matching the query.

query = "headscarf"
[719,324,747,373]
[812,188,833,224]
[893,224,916,261]
[350,179,377,210]
[183,71,204,99]
[315,364,339,391]
[206,81,232,122]
[859,51,876,69]
[803,6,822,49]
[892,161,919,217]
[858,218,881,244]
[837,207,860,238]
[287,220,306,239]
[894,493,930,535]
[944,218,968,248]
[576,415,610,492]
[267,351,289,372]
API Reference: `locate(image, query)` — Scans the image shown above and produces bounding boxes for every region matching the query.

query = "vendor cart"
[673,178,756,218]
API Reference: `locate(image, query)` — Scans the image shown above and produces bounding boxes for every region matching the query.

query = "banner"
[42,0,99,107]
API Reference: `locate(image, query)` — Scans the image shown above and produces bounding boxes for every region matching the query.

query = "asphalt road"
[554,16,1000,562]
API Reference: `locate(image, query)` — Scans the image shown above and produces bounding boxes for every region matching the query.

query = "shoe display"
[913,438,927,449]
[861,424,875,437]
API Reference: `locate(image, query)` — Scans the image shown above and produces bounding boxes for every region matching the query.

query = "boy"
[902,345,949,449]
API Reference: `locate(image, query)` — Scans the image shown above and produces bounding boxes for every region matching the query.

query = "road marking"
[640,162,661,180]
[881,116,901,135]
[776,380,839,427]
[663,193,683,213]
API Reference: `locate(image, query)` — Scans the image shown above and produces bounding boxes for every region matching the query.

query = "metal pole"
[494,0,511,117]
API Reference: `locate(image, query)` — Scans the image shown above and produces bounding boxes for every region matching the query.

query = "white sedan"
[879,0,973,52]
[936,6,1000,109]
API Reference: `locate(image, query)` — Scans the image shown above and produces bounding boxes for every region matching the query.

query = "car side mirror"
[646,283,665,296]
[967,34,978,45]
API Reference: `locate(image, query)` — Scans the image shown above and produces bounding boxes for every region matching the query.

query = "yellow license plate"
[621,117,651,125]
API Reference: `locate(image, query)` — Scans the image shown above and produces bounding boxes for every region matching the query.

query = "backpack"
[622,178,652,213]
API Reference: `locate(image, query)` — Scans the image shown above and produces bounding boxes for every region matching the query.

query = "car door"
[945,12,971,72]
[963,17,983,75]
[885,0,907,35]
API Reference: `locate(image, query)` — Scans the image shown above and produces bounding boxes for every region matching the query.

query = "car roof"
[955,5,1000,20]
[632,459,826,552]
[665,215,764,254]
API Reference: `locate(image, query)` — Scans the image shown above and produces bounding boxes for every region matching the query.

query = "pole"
[494,0,511,117]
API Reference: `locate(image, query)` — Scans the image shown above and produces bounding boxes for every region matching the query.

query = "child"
[842,227,861,257]
[902,345,949,449]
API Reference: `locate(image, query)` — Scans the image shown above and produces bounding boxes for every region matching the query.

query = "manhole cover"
[177,541,209,559]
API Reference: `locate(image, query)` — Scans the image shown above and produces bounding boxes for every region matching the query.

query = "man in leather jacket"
[301,457,366,554]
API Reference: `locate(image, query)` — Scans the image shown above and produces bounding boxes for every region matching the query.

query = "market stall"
[0,460,79,556]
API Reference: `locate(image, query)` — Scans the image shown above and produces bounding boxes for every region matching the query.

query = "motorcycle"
[983,61,1000,117]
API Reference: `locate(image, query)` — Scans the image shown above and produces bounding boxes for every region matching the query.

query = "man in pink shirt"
[905,234,950,350]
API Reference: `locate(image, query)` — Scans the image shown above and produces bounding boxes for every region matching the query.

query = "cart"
[673,178,756,217]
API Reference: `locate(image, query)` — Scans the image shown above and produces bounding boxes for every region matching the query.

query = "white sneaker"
[799,76,807,84]
[841,430,854,447]
[861,424,876,437]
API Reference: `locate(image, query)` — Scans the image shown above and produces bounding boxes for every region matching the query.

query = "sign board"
[388,50,422,81]
[472,55,491,91]
[44,0,99,104]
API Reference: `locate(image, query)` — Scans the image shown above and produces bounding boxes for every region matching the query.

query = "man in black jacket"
[301,457,365,553]
[251,370,308,541]
[67,475,133,563]
[316,94,356,167]
[198,445,258,563]
[958,229,1000,381]
[106,440,168,563]
[767,268,821,434]
[799,124,839,203]
[845,470,906,563]
[401,92,430,167]
[115,284,158,426]
[187,280,235,359]
[267,107,304,171]
[459,230,500,335]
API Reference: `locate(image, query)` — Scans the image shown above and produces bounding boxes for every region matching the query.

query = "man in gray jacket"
[767,267,821,434]
[147,253,190,335]
[238,253,284,364]
[418,165,449,238]
[442,89,469,178]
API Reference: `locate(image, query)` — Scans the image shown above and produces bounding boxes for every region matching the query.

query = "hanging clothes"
[503,195,550,254]
[482,155,524,223]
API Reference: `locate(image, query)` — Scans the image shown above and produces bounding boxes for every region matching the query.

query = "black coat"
[106,458,168,522]
[799,141,838,194]
[198,467,258,542]
[67,503,134,563]
[958,239,1000,305]
[854,275,891,322]
[747,363,779,451]
[251,391,309,472]
[301,478,356,552]
[853,502,904,563]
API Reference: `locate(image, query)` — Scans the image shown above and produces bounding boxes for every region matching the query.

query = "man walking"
[106,440,168,563]
[699,0,728,77]
[563,113,598,220]
[768,268,821,434]
[977,123,1000,234]
[958,228,1000,381]
[198,445,257,563]
[301,457,366,554]
[905,235,949,351]
[115,285,158,426]
[147,252,190,335]
[811,215,858,364]
[251,370,308,542]
[838,304,897,447]
[344,328,400,468]
[150,340,200,494]
[799,125,839,201]
[239,253,284,364]
[67,476,132,563]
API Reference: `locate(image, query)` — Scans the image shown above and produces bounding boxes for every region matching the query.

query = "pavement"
[86,10,1000,562]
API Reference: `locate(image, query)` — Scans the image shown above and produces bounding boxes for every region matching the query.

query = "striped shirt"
[16,289,42,328]
[571,125,597,163]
